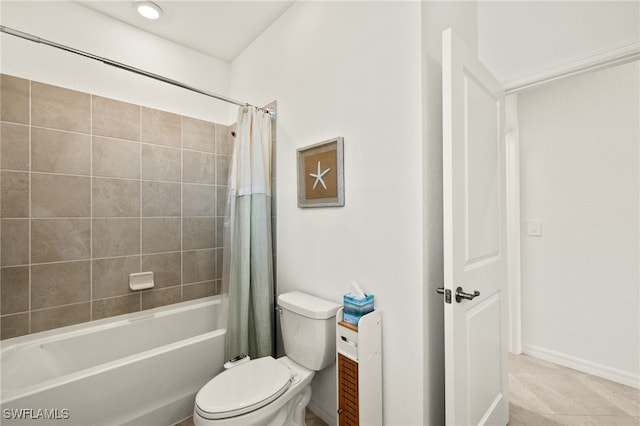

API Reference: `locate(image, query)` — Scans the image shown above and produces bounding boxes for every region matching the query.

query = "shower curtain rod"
[0,25,273,115]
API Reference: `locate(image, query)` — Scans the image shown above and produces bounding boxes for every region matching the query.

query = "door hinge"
[436,287,452,304]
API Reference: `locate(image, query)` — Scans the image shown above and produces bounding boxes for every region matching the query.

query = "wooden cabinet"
[336,309,382,426]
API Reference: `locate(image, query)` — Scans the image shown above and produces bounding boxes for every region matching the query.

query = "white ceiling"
[76,1,294,63]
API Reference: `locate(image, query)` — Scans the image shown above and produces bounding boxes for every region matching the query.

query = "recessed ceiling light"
[136,1,163,20]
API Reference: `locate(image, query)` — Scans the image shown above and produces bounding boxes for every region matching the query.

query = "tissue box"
[343,293,374,325]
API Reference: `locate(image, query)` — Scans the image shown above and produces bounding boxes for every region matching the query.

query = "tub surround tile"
[142,144,181,182]
[31,128,91,175]
[0,313,29,339]
[1,171,29,217]
[183,150,215,184]
[1,219,29,266]
[0,74,238,339]
[92,256,141,299]
[92,136,140,179]
[92,294,141,320]
[183,249,215,284]
[216,155,230,186]
[142,181,181,217]
[216,218,224,247]
[92,178,141,217]
[183,184,215,217]
[1,74,30,125]
[31,82,90,133]
[183,217,215,250]
[31,219,91,263]
[183,281,218,302]
[92,96,140,141]
[183,116,215,152]
[1,123,30,171]
[31,261,91,309]
[141,107,181,148]
[31,303,91,333]
[31,174,91,217]
[141,286,181,310]
[142,252,181,288]
[142,218,181,254]
[1,266,29,315]
[92,218,141,258]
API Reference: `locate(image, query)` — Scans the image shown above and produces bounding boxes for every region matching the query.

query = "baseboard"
[307,399,337,426]
[523,345,640,389]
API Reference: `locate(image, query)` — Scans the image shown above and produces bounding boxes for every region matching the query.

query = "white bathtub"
[1,296,227,426]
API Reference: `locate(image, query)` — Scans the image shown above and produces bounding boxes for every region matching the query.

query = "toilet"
[193,291,341,426]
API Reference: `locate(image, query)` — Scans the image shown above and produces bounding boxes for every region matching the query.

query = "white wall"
[518,61,639,387]
[230,2,425,424]
[0,1,232,123]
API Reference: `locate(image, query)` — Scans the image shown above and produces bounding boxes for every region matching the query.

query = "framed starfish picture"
[297,137,344,208]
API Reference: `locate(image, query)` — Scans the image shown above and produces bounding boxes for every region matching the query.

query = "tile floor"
[508,354,640,425]
[176,355,639,426]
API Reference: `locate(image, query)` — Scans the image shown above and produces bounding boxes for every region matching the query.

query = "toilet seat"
[195,356,293,420]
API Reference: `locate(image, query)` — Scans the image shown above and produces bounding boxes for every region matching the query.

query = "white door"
[441,28,509,426]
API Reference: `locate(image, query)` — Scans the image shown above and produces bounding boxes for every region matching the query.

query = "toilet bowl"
[193,291,341,426]
[193,356,314,426]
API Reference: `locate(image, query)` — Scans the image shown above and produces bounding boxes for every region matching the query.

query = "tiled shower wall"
[0,73,232,339]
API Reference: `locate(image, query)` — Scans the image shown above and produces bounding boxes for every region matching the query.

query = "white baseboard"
[307,399,336,426]
[523,345,639,389]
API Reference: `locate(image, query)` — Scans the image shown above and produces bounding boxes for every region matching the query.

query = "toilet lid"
[195,356,292,420]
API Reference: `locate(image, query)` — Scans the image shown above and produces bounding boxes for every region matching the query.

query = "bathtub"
[1,295,227,426]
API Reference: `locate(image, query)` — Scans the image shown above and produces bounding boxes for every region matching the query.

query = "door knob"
[455,286,480,303]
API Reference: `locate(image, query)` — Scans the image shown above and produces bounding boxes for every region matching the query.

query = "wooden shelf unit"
[336,308,382,426]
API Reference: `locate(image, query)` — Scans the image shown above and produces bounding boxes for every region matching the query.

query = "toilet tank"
[278,291,341,371]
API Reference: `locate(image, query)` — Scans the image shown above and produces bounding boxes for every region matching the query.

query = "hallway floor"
[508,354,639,425]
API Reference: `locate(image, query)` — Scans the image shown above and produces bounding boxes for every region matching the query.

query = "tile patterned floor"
[508,354,640,426]
[175,408,327,426]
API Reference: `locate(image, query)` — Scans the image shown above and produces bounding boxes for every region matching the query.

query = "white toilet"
[193,291,341,426]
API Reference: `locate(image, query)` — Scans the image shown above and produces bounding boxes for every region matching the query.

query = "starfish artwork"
[309,160,331,190]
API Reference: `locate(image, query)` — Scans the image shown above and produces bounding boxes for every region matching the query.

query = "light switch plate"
[527,220,542,236]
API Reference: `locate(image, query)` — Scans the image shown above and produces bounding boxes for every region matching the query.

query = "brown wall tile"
[141,286,181,310]
[183,217,215,250]
[92,256,140,299]
[92,178,140,217]
[93,136,140,179]
[1,171,29,217]
[141,107,181,148]
[183,281,218,302]
[31,128,90,175]
[92,218,140,258]
[92,96,140,141]
[142,252,181,289]
[31,174,91,217]
[1,123,30,171]
[142,218,181,254]
[183,184,215,217]
[215,124,233,156]
[141,181,181,217]
[32,82,90,133]
[0,313,30,339]
[1,74,30,125]
[142,144,181,182]
[92,294,140,320]
[183,116,215,152]
[183,249,215,284]
[31,261,90,309]
[31,303,90,333]
[1,219,29,266]
[31,219,91,263]
[183,150,215,184]
[216,155,230,186]
[1,266,29,315]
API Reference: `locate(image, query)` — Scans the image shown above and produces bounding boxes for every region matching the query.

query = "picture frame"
[297,137,344,208]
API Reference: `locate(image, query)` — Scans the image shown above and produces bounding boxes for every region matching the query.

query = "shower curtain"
[223,106,274,360]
